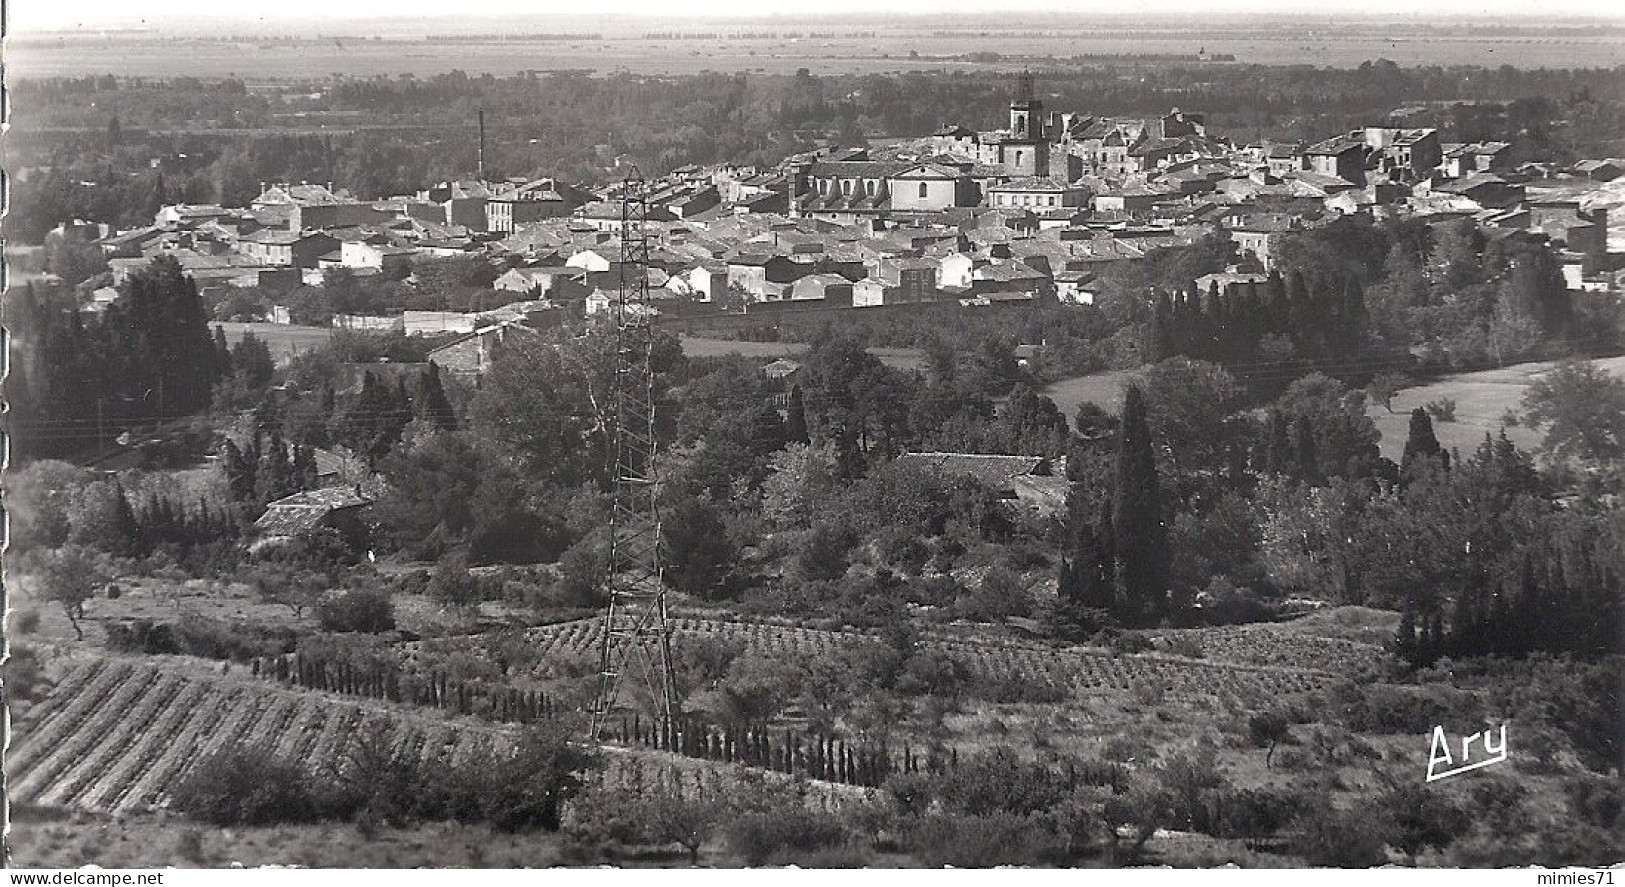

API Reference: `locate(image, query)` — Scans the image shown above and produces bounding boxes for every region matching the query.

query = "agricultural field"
[1044,368,1143,422]
[414,614,1347,701]
[7,656,853,817]
[1366,354,1625,463]
[212,322,337,362]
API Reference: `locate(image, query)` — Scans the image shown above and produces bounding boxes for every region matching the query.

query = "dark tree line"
[11,256,221,460]
[101,483,243,560]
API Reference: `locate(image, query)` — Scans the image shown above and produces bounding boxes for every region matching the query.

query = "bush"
[953,566,1033,621]
[469,508,570,565]
[1332,682,1481,735]
[171,745,328,826]
[1566,775,1623,830]
[1290,804,1390,867]
[559,532,610,608]
[107,616,297,661]
[894,649,967,699]
[727,809,849,865]
[904,813,1066,868]
[930,748,1067,817]
[317,588,396,633]
[1097,628,1153,655]
[1424,398,1457,423]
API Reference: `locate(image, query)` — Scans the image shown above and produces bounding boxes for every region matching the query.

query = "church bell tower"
[1010,70,1044,141]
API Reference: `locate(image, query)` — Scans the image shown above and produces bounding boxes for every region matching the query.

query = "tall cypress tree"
[417,363,458,431]
[110,484,145,558]
[256,430,295,503]
[785,384,810,445]
[1111,385,1167,625]
[221,438,256,502]
[213,326,234,378]
[1401,407,1443,476]
[1395,600,1418,665]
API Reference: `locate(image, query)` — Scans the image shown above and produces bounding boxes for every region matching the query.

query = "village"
[39,76,1623,389]
[9,52,1625,871]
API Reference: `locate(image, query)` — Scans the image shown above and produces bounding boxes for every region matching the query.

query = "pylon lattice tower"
[588,172,678,741]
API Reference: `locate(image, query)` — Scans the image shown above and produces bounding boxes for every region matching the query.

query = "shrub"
[1424,398,1457,423]
[895,649,967,699]
[1098,628,1153,655]
[1290,804,1390,867]
[727,809,849,865]
[904,813,1066,868]
[558,532,610,608]
[171,745,327,826]
[1165,635,1206,659]
[318,588,396,633]
[469,508,570,565]
[953,566,1033,621]
[931,748,1067,817]
[15,611,41,634]
[471,727,602,831]
[1566,775,1623,831]
[107,616,297,661]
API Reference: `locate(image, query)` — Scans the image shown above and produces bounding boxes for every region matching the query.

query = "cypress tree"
[1426,611,1446,665]
[1395,601,1418,664]
[213,326,234,377]
[222,438,256,502]
[110,484,144,558]
[1400,408,1443,476]
[417,363,458,431]
[785,384,810,444]
[256,430,295,503]
[1111,385,1167,625]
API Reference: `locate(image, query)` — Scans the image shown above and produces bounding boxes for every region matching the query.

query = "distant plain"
[10,22,1624,80]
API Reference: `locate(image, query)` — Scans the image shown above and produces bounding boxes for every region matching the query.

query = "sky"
[10,0,1624,32]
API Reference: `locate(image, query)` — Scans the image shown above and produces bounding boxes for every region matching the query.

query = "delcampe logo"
[1426,723,1508,782]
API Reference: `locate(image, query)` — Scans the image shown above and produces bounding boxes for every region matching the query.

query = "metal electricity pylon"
[587,171,678,742]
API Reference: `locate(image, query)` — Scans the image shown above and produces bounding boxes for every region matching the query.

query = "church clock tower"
[1004,70,1050,177]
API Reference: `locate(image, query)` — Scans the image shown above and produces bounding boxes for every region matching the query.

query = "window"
[843,180,852,196]
[867,180,876,196]
[1016,150,1024,166]
[919,182,929,198]
[1048,195,1057,206]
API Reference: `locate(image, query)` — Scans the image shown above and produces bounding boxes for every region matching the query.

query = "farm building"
[894,452,1068,515]
[251,486,373,553]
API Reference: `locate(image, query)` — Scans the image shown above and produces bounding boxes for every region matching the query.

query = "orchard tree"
[26,544,109,640]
